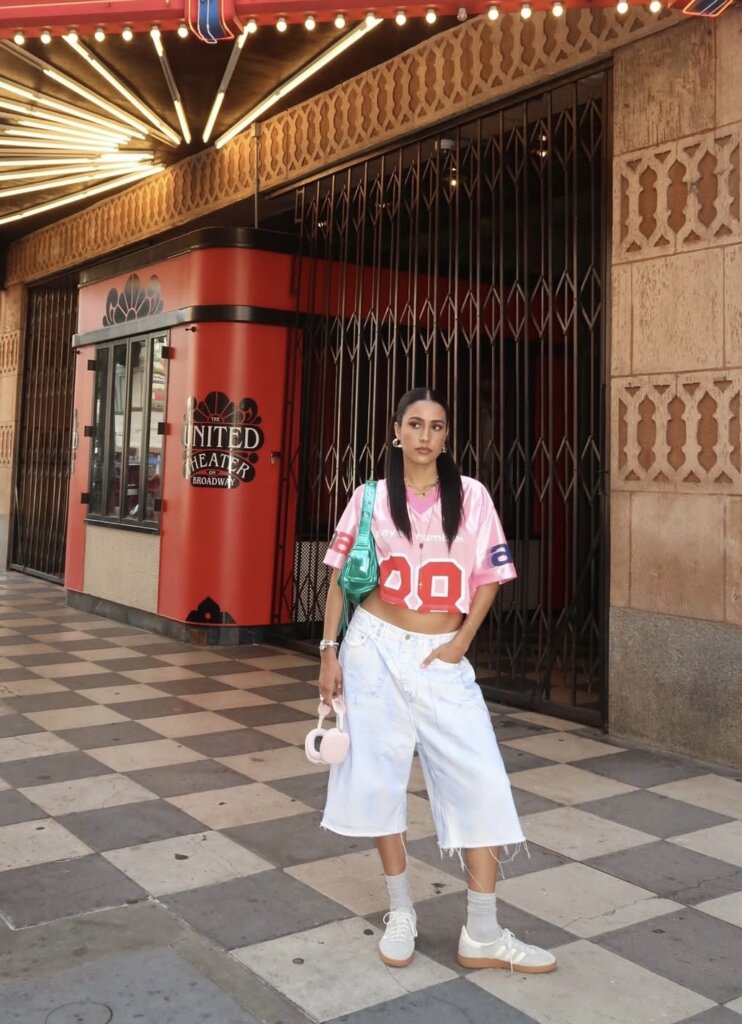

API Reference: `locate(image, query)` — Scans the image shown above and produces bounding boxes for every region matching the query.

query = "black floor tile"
[0,714,44,738]
[162,870,351,949]
[325,977,539,1024]
[218,704,312,727]
[224,810,372,867]
[2,691,93,713]
[59,800,205,851]
[0,790,46,826]
[596,908,742,1004]
[0,854,148,928]
[179,729,289,758]
[0,750,112,788]
[126,759,253,797]
[55,721,162,750]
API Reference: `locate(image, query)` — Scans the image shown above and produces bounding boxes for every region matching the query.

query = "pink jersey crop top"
[324,477,517,614]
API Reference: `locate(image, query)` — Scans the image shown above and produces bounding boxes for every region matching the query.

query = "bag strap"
[357,480,377,540]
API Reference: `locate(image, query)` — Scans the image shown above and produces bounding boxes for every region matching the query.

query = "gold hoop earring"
[392,438,402,448]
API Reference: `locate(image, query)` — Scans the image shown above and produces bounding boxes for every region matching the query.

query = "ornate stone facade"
[6,6,678,286]
[613,372,741,493]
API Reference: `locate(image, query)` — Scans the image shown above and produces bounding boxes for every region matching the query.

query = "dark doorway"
[272,67,609,723]
[10,276,78,582]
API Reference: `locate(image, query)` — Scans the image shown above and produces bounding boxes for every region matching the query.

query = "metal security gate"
[275,67,609,722]
[10,277,78,582]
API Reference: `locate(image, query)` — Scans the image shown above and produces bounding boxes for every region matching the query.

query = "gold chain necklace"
[405,477,439,497]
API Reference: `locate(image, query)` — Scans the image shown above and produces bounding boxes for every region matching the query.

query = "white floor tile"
[256,721,314,746]
[467,940,713,1024]
[181,690,274,711]
[509,764,636,805]
[25,705,128,731]
[0,819,91,871]
[218,746,327,782]
[497,862,682,937]
[696,892,742,930]
[20,773,156,816]
[239,655,315,670]
[167,783,312,829]
[0,679,66,697]
[521,806,654,860]
[232,917,456,1022]
[502,733,625,763]
[216,671,299,689]
[121,667,200,684]
[0,732,75,763]
[31,662,108,679]
[104,831,272,896]
[87,739,205,772]
[286,849,467,915]
[650,775,742,819]
[669,820,742,868]
[138,712,242,739]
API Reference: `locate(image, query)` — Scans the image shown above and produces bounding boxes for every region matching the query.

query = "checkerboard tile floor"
[0,573,741,1023]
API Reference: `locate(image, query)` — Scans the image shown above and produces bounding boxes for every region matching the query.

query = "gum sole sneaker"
[457,926,557,974]
[379,908,417,968]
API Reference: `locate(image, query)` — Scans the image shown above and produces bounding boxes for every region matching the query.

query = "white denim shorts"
[321,607,525,854]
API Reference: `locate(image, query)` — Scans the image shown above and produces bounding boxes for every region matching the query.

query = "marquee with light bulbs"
[0,0,734,230]
[0,0,734,42]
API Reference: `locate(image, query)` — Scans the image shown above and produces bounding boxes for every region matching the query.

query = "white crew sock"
[384,870,414,912]
[466,889,503,943]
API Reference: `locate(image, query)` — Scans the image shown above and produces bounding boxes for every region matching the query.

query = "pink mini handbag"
[305,697,350,765]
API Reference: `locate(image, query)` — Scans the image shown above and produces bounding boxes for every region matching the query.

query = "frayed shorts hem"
[322,818,527,851]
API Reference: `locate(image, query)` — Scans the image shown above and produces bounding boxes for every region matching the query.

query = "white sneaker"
[457,926,557,974]
[379,908,417,967]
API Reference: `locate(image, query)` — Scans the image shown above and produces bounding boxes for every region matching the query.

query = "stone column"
[609,11,742,766]
[0,284,25,567]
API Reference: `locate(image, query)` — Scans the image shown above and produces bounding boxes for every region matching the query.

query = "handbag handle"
[357,479,377,540]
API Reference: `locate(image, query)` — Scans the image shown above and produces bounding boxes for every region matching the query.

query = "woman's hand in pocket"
[421,638,468,668]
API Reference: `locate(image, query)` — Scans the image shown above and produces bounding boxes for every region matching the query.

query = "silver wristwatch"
[319,639,340,652]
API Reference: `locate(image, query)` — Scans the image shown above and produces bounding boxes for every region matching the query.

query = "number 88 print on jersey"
[324,478,516,614]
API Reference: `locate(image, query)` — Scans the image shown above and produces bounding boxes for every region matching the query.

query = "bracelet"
[318,639,340,652]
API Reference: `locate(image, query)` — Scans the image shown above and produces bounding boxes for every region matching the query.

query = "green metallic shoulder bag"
[338,480,379,632]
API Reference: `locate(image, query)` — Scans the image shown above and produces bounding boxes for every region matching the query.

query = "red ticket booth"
[66,227,299,641]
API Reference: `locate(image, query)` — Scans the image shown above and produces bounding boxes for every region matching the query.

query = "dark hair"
[384,387,463,549]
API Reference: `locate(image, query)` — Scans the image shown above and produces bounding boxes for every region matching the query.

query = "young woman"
[318,387,556,974]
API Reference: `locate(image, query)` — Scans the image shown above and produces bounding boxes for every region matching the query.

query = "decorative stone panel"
[0,331,19,376]
[614,121,742,263]
[0,422,13,466]
[613,370,742,492]
[6,6,680,286]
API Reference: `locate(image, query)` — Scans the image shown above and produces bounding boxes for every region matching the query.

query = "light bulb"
[334,12,346,27]
[395,10,407,24]
[94,26,106,42]
[425,8,437,23]
[177,23,189,38]
[305,14,316,29]
[13,30,25,45]
[649,0,662,11]
[40,29,52,44]
[276,16,288,31]
[246,18,258,32]
[66,30,79,44]
[552,1,564,15]
[487,5,500,19]
[365,12,377,27]
[122,26,134,41]
[520,2,533,17]
[616,0,629,11]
